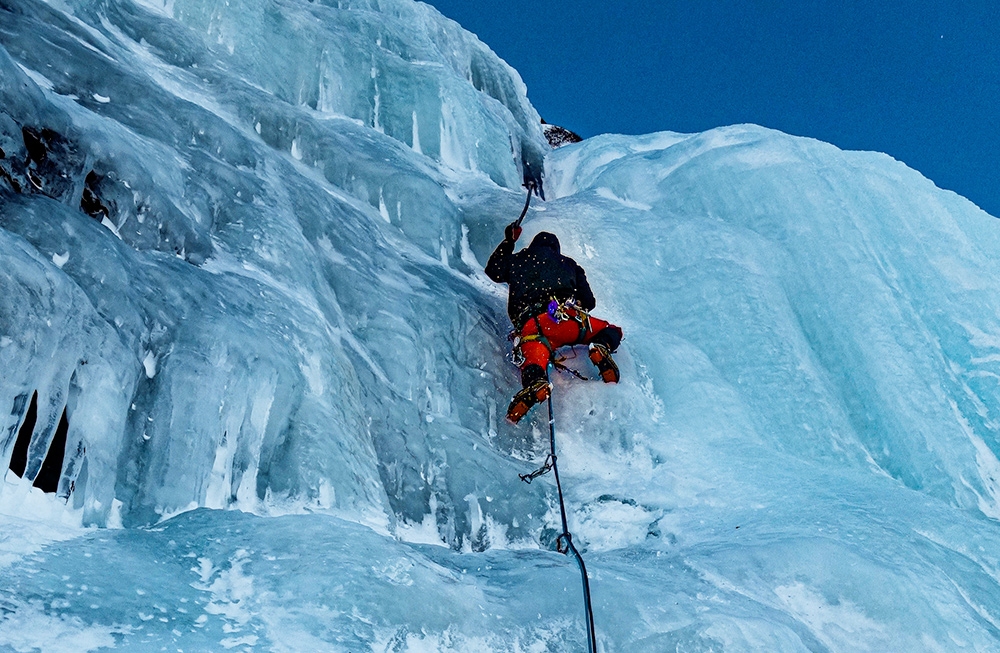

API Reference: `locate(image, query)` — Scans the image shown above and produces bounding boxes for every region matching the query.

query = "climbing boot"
[506,379,551,423]
[589,343,619,383]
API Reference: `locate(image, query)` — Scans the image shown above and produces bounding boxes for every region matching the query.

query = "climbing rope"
[510,177,596,649]
[520,389,598,653]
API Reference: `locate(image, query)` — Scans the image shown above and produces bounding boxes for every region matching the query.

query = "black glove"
[505,222,522,242]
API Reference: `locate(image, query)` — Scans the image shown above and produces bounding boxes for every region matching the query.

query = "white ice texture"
[2,0,1000,651]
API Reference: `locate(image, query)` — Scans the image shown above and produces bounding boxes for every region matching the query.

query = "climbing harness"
[520,389,598,653]
[510,299,593,371]
[510,334,591,381]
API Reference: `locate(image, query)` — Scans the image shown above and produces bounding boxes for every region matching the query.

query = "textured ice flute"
[2,0,1000,650]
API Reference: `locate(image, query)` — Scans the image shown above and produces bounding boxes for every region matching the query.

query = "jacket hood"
[529,231,560,254]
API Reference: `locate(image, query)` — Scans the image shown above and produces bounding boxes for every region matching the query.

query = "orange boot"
[588,343,620,383]
[506,379,551,423]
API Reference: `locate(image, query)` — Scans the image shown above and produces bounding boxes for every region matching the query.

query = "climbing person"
[486,221,623,423]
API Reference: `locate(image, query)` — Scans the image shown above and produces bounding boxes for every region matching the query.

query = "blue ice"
[2,0,1000,650]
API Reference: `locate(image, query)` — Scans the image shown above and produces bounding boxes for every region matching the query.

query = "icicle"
[378,190,391,223]
[411,110,422,154]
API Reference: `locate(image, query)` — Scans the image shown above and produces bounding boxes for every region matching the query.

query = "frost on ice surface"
[3,0,1000,651]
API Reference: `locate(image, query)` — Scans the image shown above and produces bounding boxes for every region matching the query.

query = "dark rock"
[22,126,49,164]
[19,125,84,200]
[541,119,583,148]
[0,162,20,193]
[80,169,111,220]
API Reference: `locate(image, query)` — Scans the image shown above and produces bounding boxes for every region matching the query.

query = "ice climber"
[486,222,623,423]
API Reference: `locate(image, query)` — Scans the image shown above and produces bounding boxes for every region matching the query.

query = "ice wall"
[544,127,1000,517]
[0,0,549,542]
[4,0,1000,650]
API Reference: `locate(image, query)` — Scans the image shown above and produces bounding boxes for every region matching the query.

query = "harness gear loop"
[548,297,592,341]
[510,336,526,367]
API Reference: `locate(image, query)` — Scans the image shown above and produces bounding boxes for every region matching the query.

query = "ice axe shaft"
[514,180,535,229]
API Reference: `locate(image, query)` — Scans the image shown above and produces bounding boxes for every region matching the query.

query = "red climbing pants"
[517,310,618,373]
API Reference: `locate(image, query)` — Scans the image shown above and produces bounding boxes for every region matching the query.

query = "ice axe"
[506,177,538,242]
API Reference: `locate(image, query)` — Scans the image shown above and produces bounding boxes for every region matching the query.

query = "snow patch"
[142,351,157,378]
[0,602,125,652]
[0,473,86,571]
[15,63,55,90]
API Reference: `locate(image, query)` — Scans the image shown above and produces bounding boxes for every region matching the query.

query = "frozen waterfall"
[3,0,1000,651]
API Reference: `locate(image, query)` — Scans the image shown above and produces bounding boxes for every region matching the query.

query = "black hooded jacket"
[485,231,596,328]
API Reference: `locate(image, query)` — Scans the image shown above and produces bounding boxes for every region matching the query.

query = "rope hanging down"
[520,390,598,653]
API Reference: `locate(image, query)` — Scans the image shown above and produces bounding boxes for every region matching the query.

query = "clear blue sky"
[424,0,1000,217]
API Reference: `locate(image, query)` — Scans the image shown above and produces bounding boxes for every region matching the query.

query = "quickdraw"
[518,453,554,483]
[552,299,594,347]
[548,297,592,331]
[546,298,572,322]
